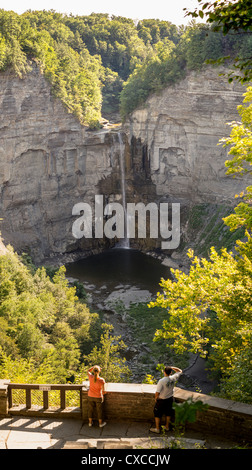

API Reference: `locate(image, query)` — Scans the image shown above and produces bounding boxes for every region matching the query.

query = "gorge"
[0,59,250,394]
[0,64,248,266]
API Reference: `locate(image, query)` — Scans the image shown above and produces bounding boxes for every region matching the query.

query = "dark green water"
[65,248,171,294]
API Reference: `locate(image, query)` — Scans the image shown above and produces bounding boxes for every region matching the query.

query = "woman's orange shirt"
[88,372,105,398]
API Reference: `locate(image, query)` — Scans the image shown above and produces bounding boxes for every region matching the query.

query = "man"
[150,365,182,433]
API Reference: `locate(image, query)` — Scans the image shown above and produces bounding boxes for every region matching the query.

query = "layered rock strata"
[0,67,124,261]
[125,67,247,204]
[0,65,248,261]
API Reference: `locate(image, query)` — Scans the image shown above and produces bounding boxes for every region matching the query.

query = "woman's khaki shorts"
[87,397,103,420]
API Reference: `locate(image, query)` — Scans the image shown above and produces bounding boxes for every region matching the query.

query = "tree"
[221,86,252,232]
[82,323,131,383]
[149,85,252,404]
[0,10,103,127]
[0,246,102,383]
[185,0,252,33]
[184,1,252,83]
[149,243,252,402]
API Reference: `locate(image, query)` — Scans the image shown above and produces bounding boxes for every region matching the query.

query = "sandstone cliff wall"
[0,66,248,261]
[125,67,247,204]
[0,66,124,261]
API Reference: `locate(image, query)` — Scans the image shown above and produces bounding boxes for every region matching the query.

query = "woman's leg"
[97,399,106,427]
[87,398,95,425]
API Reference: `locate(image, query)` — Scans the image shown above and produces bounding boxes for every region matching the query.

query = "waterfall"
[118,132,130,248]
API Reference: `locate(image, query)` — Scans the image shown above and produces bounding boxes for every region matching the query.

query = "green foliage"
[185,0,252,34]
[184,1,252,83]
[142,374,156,384]
[221,87,252,232]
[149,85,252,404]
[0,246,102,383]
[1,9,249,121]
[126,302,187,368]
[149,242,252,402]
[0,9,102,127]
[101,67,123,116]
[120,22,249,117]
[82,323,131,383]
[173,398,209,428]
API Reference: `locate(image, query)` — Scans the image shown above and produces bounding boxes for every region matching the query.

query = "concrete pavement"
[0,416,241,449]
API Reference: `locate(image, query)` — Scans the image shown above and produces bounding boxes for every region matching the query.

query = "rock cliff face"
[125,67,247,204]
[0,66,125,261]
[0,65,248,262]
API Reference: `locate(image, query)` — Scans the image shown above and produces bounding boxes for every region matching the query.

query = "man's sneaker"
[149,427,160,433]
[162,426,170,432]
[99,422,107,428]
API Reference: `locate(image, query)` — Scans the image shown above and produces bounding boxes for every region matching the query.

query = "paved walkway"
[0,416,241,449]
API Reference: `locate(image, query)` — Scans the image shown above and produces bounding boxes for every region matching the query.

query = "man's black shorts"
[154,397,174,418]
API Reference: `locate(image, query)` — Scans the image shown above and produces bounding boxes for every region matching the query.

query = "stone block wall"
[0,381,9,416]
[82,383,156,422]
[174,388,252,443]
[82,382,252,443]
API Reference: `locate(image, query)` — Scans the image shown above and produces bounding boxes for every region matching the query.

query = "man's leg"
[165,415,171,431]
[150,400,162,433]
[155,416,161,430]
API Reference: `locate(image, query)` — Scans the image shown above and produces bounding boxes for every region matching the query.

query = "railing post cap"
[82,381,89,391]
[0,380,10,391]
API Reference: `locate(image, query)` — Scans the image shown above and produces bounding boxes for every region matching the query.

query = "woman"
[87,365,107,427]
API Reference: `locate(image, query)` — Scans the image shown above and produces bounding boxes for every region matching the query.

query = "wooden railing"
[7,383,83,416]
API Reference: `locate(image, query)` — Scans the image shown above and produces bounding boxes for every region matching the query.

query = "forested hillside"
[0,246,101,382]
[0,244,131,384]
[0,9,251,125]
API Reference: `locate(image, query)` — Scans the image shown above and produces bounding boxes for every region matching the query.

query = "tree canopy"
[0,9,250,122]
[0,246,104,383]
[184,1,252,83]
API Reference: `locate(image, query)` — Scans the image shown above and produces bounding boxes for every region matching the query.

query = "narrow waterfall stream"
[118,132,130,248]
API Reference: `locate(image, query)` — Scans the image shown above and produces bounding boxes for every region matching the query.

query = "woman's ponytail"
[93,366,100,383]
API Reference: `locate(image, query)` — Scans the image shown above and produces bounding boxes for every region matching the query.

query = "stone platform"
[0,416,242,450]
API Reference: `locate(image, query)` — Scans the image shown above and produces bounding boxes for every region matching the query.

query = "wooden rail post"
[60,389,66,410]
[26,388,32,409]
[43,391,49,410]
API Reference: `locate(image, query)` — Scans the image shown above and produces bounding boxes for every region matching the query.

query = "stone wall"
[82,383,156,423]
[0,381,9,416]
[82,383,252,443]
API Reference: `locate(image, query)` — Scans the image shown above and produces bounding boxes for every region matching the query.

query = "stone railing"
[1,380,251,443]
